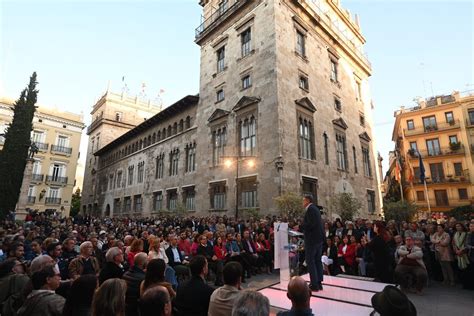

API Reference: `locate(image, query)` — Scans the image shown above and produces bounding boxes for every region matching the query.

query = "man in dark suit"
[175,255,215,316]
[302,194,324,291]
[165,235,190,278]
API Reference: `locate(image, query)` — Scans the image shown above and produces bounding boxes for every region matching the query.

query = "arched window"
[179,119,184,132]
[152,133,156,143]
[185,116,191,129]
[167,125,172,136]
[157,131,161,141]
[139,140,143,150]
[162,128,166,139]
[173,122,178,135]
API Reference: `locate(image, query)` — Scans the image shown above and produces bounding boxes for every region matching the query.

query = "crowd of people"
[0,209,472,316]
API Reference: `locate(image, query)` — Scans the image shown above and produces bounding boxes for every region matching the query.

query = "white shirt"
[171,247,181,263]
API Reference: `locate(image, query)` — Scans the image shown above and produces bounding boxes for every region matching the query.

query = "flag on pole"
[395,154,402,182]
[418,150,426,183]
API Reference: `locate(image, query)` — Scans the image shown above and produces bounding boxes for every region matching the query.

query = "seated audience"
[231,290,270,316]
[337,235,356,274]
[174,255,214,316]
[277,276,312,316]
[394,236,428,294]
[197,235,223,286]
[140,258,175,299]
[371,285,416,316]
[322,237,338,275]
[91,278,127,316]
[139,285,171,316]
[123,252,147,316]
[208,262,243,316]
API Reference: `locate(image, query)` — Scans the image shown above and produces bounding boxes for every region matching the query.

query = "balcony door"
[434,190,449,206]
[32,160,41,175]
[429,163,445,183]
[32,130,45,144]
[51,164,64,181]
[56,135,69,148]
[48,187,60,199]
[426,138,441,156]
[423,116,437,131]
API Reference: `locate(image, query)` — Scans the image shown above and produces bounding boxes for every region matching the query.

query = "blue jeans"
[305,242,323,286]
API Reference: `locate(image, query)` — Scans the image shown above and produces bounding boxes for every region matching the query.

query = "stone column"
[15,158,34,220]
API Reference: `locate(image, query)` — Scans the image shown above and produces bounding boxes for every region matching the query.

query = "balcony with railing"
[27,196,36,204]
[407,145,465,159]
[404,120,460,137]
[45,197,61,205]
[31,174,44,183]
[45,176,68,185]
[416,198,472,208]
[51,145,72,156]
[35,142,49,151]
[195,0,250,42]
[409,174,470,186]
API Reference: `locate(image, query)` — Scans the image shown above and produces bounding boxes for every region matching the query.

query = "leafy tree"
[449,205,473,221]
[383,200,418,223]
[330,193,361,222]
[274,192,304,219]
[70,188,81,217]
[0,72,38,219]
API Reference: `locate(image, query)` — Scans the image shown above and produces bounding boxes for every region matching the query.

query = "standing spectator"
[431,224,455,285]
[405,223,425,242]
[394,236,428,294]
[276,276,312,316]
[208,262,243,316]
[91,278,127,316]
[62,275,98,316]
[24,240,42,262]
[231,291,270,316]
[464,222,474,290]
[99,247,125,285]
[452,223,469,272]
[368,222,392,283]
[175,255,214,316]
[123,252,147,316]
[68,241,100,280]
[59,238,77,279]
[17,266,65,316]
[0,259,29,316]
[141,231,150,253]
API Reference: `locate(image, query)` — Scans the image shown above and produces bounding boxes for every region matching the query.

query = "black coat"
[98,261,124,285]
[166,246,184,267]
[123,266,145,316]
[174,276,214,316]
[197,244,215,261]
[302,203,324,245]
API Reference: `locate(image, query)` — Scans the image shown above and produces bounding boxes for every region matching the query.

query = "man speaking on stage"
[302,194,324,292]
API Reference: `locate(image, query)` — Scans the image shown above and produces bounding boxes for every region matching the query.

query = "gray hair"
[79,241,92,253]
[30,255,54,274]
[232,290,270,316]
[105,247,121,262]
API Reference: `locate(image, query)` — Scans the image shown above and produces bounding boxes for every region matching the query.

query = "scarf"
[453,232,469,270]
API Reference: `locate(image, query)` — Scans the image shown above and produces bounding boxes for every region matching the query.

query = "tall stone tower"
[81,91,161,215]
[193,0,382,217]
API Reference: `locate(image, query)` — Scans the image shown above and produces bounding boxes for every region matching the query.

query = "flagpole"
[396,150,404,202]
[423,179,431,212]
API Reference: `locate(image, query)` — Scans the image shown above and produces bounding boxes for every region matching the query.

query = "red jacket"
[213,245,227,261]
[338,243,356,266]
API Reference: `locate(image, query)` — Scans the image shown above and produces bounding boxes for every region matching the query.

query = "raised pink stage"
[259,274,395,316]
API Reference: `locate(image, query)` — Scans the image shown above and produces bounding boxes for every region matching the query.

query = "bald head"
[287,276,311,309]
[139,285,171,316]
[134,252,148,269]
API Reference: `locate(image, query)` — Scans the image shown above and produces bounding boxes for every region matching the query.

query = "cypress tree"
[0,72,38,219]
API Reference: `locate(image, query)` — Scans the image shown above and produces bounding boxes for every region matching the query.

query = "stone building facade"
[82,0,382,218]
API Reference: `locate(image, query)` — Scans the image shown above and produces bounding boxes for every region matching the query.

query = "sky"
[1,0,473,180]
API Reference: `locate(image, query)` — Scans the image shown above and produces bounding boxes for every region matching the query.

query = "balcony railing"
[415,198,472,208]
[51,145,72,155]
[31,174,44,182]
[407,145,465,159]
[46,176,68,185]
[195,0,249,40]
[27,196,36,204]
[45,197,61,205]
[34,142,49,151]
[409,175,470,186]
[404,120,460,137]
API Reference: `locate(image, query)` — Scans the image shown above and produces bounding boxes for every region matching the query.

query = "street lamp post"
[223,156,255,219]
